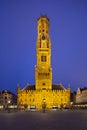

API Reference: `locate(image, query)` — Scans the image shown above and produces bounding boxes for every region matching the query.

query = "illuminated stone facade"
[0,90,17,109]
[35,16,52,90]
[76,87,87,103]
[17,15,70,109]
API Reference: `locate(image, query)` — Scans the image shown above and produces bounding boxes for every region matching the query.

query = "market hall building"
[17,15,70,110]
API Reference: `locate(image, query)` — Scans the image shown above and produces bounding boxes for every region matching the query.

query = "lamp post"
[7,100,11,113]
[42,99,46,113]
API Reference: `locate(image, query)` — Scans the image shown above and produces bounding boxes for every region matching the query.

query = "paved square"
[0,110,87,130]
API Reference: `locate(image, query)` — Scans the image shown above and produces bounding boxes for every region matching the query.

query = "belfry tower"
[17,15,70,109]
[35,15,52,90]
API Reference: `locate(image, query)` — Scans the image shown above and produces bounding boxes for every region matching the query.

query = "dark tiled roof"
[2,90,10,94]
[23,85,35,90]
[1,90,17,96]
[52,84,65,90]
[22,84,65,90]
[80,87,87,91]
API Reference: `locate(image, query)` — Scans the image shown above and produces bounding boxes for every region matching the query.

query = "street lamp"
[42,99,46,113]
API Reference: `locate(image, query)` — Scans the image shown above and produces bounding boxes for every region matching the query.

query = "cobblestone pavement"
[0,110,87,130]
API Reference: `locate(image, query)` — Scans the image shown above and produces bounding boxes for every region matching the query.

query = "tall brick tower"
[35,15,52,90]
[17,15,70,110]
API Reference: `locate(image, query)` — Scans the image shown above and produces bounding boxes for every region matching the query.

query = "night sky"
[0,0,87,94]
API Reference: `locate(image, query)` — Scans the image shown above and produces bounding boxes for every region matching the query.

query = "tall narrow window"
[41,56,46,62]
[40,42,41,48]
[47,42,49,48]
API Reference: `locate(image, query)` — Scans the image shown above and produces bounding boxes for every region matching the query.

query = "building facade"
[70,92,76,104]
[0,90,17,109]
[17,15,70,110]
[76,87,87,104]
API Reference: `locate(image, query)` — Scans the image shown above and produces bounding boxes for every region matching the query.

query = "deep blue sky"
[0,0,87,94]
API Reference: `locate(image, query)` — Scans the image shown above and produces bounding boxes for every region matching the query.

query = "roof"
[22,84,65,90]
[1,90,17,96]
[37,15,49,22]
[22,84,35,90]
[52,84,65,90]
[80,87,87,91]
